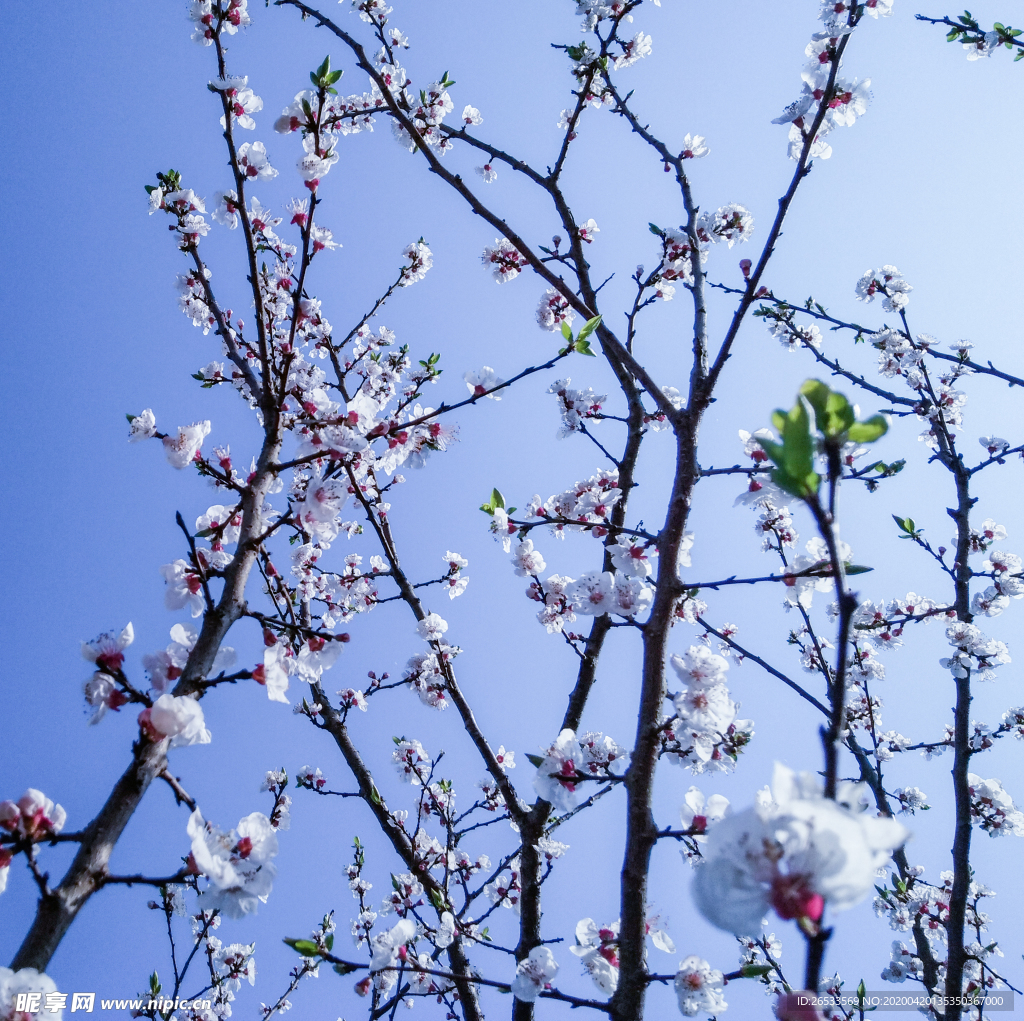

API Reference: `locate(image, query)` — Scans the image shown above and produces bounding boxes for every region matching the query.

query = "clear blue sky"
[1,1,1022,1017]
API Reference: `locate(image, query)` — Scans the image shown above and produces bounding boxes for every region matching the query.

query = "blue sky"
[1,1,1022,1017]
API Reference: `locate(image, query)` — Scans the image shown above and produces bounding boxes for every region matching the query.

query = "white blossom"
[692,763,908,935]
[511,946,558,1002]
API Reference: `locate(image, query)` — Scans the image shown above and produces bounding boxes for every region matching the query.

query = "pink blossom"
[0,789,67,842]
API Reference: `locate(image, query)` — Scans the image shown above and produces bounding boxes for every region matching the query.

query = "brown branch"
[158,770,197,811]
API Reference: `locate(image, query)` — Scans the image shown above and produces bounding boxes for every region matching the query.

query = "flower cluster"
[547,378,607,438]
[532,728,629,812]
[570,913,676,995]
[571,917,621,994]
[393,79,457,155]
[392,738,432,785]
[189,0,251,46]
[874,867,1000,990]
[525,469,621,536]
[187,807,279,917]
[81,623,135,721]
[0,790,67,858]
[770,2,888,162]
[481,237,530,283]
[974,548,1023,618]
[537,288,577,331]
[402,641,460,709]
[967,775,1024,836]
[941,621,1011,681]
[143,622,236,695]
[651,203,754,298]
[663,647,752,774]
[210,75,263,130]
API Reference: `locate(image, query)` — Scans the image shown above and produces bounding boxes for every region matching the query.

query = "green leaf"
[892,515,916,534]
[368,784,383,807]
[823,391,855,437]
[480,487,506,515]
[770,410,786,433]
[575,339,596,356]
[648,222,664,236]
[149,972,161,995]
[847,414,889,444]
[857,979,867,1001]
[780,396,815,481]
[311,55,331,87]
[525,753,545,767]
[125,413,136,423]
[325,934,334,951]
[799,379,856,440]
[333,961,359,975]
[561,320,573,341]
[740,964,773,979]
[284,938,320,957]
[576,314,602,343]
[844,564,874,576]
[770,467,819,500]
[797,379,829,428]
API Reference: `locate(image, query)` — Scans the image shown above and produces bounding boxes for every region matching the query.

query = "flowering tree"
[2,2,1022,1020]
